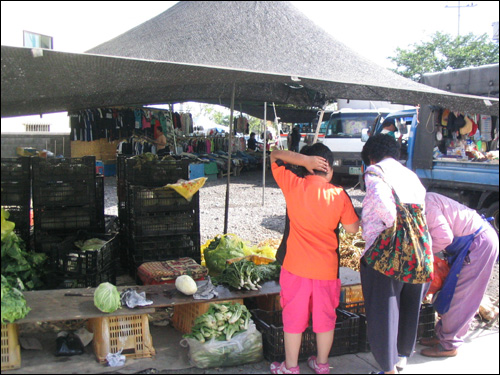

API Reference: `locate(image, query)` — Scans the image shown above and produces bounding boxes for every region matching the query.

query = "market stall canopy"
[2,1,498,117]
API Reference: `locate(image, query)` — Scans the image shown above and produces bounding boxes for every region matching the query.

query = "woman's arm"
[270,150,328,174]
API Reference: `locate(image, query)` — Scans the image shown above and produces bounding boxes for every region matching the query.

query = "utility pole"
[445,2,477,36]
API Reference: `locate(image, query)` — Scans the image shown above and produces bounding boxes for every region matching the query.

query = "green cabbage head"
[94,282,121,313]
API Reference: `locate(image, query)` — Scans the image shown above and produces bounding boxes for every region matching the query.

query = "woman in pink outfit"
[420,192,499,357]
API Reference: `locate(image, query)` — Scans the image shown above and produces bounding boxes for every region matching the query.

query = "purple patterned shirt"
[361,158,426,254]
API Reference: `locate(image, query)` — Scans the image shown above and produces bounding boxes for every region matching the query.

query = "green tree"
[389,32,499,82]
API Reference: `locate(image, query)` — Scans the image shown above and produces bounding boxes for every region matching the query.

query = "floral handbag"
[363,171,434,284]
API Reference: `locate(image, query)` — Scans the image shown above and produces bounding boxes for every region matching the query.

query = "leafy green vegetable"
[214,259,281,290]
[204,234,246,275]
[1,208,47,290]
[94,282,121,313]
[1,275,30,324]
[183,302,251,342]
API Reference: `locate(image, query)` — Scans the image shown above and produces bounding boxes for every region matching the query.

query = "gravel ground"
[104,168,498,310]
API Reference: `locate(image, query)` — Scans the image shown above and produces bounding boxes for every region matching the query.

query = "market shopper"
[248,132,257,151]
[419,192,499,357]
[360,134,432,374]
[154,127,168,155]
[289,126,301,152]
[270,144,359,375]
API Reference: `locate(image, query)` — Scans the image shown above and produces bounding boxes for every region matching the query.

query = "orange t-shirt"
[272,162,359,280]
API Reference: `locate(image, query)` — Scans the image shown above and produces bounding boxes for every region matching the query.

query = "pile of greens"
[203,234,246,275]
[214,259,281,291]
[1,275,30,323]
[1,208,47,290]
[183,302,251,342]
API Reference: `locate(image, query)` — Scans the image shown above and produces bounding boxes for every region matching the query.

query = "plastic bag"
[106,349,126,367]
[165,177,207,201]
[180,322,263,369]
[55,331,84,356]
[193,276,218,300]
[120,288,153,309]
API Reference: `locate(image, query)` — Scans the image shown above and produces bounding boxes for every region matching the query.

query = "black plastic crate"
[127,185,199,215]
[96,175,105,232]
[128,233,200,262]
[251,309,359,362]
[1,180,31,206]
[1,157,31,181]
[128,209,200,237]
[125,158,189,187]
[417,303,436,339]
[44,232,118,275]
[46,262,117,289]
[32,180,96,208]
[34,204,99,232]
[1,205,31,248]
[32,156,96,183]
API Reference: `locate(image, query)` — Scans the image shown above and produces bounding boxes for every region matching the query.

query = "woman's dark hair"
[361,133,400,165]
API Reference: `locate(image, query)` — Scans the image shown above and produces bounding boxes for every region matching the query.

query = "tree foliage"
[389,32,499,82]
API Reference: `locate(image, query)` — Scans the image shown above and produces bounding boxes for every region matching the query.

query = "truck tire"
[486,201,499,235]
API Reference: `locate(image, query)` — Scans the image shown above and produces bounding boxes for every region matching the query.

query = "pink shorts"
[280,268,341,333]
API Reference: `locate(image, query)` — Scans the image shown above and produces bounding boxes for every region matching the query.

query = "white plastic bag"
[180,322,263,369]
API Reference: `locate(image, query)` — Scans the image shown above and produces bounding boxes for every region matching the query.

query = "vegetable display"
[1,275,30,324]
[183,302,252,342]
[215,259,281,291]
[1,208,46,290]
[94,282,121,313]
[175,275,198,295]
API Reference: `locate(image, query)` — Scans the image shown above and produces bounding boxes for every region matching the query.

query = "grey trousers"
[360,259,429,372]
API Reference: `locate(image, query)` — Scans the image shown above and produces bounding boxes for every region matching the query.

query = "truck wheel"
[486,201,499,235]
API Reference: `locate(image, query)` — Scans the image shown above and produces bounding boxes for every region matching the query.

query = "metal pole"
[224,83,236,234]
[262,102,267,206]
[313,110,325,144]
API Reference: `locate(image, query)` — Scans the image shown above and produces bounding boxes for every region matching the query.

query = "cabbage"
[94,282,121,313]
[204,234,246,275]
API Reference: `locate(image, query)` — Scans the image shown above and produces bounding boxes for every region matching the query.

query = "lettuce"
[1,275,31,324]
[204,234,246,275]
[94,282,121,313]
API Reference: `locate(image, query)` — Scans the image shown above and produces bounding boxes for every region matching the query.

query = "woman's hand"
[304,156,328,175]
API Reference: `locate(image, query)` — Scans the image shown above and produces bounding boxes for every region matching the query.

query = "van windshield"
[324,112,381,138]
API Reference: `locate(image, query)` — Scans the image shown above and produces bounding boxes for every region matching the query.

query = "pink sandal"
[270,361,300,374]
[307,356,330,374]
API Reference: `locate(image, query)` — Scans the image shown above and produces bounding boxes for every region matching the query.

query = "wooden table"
[17,267,360,324]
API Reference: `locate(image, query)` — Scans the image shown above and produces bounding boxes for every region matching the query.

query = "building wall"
[1,133,71,158]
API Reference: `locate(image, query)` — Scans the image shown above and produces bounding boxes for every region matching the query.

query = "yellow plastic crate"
[172,299,244,334]
[1,323,21,371]
[88,314,155,363]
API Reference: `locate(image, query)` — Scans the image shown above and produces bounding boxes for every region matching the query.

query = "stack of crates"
[119,157,201,279]
[31,156,108,286]
[1,157,31,250]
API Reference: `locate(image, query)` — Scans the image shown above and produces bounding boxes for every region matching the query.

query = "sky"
[1,1,498,131]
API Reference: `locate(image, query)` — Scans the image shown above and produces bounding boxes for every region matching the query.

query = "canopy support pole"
[312,109,325,144]
[223,83,236,234]
[262,102,267,206]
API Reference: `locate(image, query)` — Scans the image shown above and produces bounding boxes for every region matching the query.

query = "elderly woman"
[360,134,431,374]
[420,192,499,357]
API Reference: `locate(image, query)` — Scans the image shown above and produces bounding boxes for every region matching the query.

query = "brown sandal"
[419,336,440,347]
[420,344,457,357]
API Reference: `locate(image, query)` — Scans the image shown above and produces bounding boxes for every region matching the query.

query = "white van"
[310,109,391,177]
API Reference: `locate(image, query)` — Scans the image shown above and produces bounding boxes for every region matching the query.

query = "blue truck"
[365,105,498,234]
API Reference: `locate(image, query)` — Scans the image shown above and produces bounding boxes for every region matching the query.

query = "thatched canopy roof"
[2,1,497,118]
